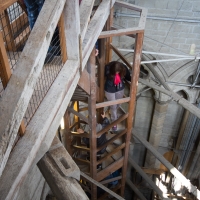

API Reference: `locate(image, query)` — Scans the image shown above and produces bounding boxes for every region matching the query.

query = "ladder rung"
[73,145,90,152]
[97,143,126,165]
[97,157,124,181]
[96,97,130,109]
[97,129,127,153]
[70,131,89,138]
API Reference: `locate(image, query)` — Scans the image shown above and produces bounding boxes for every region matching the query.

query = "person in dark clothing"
[77,112,109,169]
[104,61,131,131]
[23,0,44,29]
[77,112,109,155]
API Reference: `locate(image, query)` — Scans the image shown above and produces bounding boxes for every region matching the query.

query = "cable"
[113,23,189,55]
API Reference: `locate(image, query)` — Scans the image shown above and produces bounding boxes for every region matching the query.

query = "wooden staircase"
[64,28,144,199]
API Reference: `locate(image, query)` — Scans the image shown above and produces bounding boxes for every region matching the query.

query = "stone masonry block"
[171,23,192,33]
[193,2,200,12]
[181,2,193,11]
[172,37,186,44]
[154,0,168,9]
[167,0,182,10]
[193,25,200,34]
[178,10,194,17]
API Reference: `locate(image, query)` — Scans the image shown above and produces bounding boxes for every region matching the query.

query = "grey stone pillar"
[145,101,169,168]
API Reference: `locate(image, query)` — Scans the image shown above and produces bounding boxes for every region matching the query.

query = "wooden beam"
[87,48,98,200]
[97,157,124,181]
[133,132,200,199]
[128,157,169,199]
[115,0,143,12]
[80,0,95,40]
[78,68,90,94]
[0,0,17,12]
[121,32,144,196]
[82,0,116,68]
[0,0,66,176]
[96,97,130,109]
[67,107,89,124]
[99,28,144,39]
[58,12,67,63]
[0,31,11,88]
[64,0,80,60]
[81,172,124,200]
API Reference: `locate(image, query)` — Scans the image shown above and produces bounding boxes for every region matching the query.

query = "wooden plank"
[97,129,127,153]
[110,44,132,70]
[115,0,142,12]
[97,113,128,137]
[126,179,146,200]
[97,157,124,181]
[128,157,169,199]
[138,8,148,29]
[0,0,17,12]
[82,0,116,68]
[81,171,124,200]
[64,0,80,60]
[0,0,66,176]
[0,59,80,200]
[0,31,11,88]
[121,32,144,196]
[63,110,72,155]
[67,107,89,124]
[87,48,98,200]
[96,97,130,109]
[133,133,200,199]
[97,143,126,165]
[78,68,90,94]
[99,27,144,39]
[58,12,67,63]
[80,0,95,40]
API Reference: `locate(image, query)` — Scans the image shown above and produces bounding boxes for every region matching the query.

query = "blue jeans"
[24,0,45,29]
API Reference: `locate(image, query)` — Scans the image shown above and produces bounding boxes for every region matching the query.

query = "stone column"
[145,101,169,168]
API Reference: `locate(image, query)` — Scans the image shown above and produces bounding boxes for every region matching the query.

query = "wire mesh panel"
[0,1,66,127]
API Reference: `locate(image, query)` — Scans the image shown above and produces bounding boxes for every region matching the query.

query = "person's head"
[108,61,126,78]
